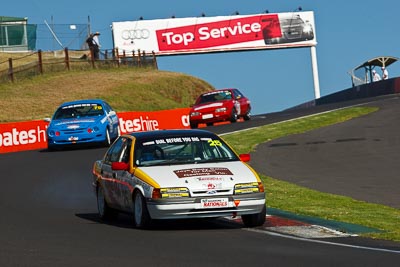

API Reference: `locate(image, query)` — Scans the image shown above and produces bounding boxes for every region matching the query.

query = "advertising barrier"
[112,11,316,56]
[0,108,191,154]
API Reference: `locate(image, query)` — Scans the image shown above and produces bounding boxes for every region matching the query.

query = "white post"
[310,46,321,99]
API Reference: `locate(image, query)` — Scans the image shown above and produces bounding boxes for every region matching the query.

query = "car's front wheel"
[230,109,238,123]
[241,205,266,227]
[133,191,151,229]
[243,112,251,121]
[97,185,117,221]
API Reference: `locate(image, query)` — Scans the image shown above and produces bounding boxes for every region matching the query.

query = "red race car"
[189,88,251,128]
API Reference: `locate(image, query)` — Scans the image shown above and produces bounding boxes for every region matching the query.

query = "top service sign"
[112,11,316,56]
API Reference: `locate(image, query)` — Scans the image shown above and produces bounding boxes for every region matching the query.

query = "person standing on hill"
[93,32,101,59]
[372,69,381,82]
[86,33,100,60]
[381,66,388,80]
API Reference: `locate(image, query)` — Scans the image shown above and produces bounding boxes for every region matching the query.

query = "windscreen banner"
[112,11,316,56]
[0,108,191,154]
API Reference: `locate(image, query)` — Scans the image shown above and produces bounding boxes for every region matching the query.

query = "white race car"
[92,129,266,228]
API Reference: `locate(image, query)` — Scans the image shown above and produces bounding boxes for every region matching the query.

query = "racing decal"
[208,139,222,147]
[174,167,233,178]
[200,198,229,208]
[197,177,223,182]
[54,119,96,125]
[193,102,223,111]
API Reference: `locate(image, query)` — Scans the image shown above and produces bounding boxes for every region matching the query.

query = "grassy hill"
[0,67,214,123]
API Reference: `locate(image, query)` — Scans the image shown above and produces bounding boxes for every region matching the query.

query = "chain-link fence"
[1,19,90,52]
[35,23,90,51]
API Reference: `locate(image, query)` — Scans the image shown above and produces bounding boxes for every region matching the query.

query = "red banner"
[0,108,191,154]
[156,15,281,51]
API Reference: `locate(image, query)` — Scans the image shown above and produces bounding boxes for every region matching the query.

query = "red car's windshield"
[198,91,232,104]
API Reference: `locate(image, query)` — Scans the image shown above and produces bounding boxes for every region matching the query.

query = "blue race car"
[46,99,120,150]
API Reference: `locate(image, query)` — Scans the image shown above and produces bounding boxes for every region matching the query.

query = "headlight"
[152,187,190,198]
[234,182,264,194]
[215,107,227,113]
[303,25,312,33]
[47,130,60,137]
[190,112,200,117]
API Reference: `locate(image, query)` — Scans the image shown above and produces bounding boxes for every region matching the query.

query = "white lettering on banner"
[198,22,261,41]
[161,31,195,46]
[162,22,262,46]
[181,115,190,127]
[119,116,160,133]
[0,126,47,147]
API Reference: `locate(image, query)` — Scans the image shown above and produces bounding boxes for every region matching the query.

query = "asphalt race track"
[251,96,400,209]
[1,95,399,266]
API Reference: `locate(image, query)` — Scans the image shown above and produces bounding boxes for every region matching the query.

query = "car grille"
[191,189,231,196]
[62,129,86,134]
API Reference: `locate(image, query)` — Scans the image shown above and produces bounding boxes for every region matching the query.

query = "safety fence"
[0,48,158,83]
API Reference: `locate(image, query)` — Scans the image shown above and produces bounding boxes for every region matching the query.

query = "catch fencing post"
[90,48,95,68]
[137,49,141,67]
[8,58,14,82]
[37,50,43,74]
[152,51,158,69]
[64,48,70,71]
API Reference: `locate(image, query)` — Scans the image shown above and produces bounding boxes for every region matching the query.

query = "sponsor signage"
[112,11,316,55]
[0,108,191,154]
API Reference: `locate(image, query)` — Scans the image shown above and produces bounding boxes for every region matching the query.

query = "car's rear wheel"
[206,122,213,127]
[97,185,117,221]
[241,205,266,227]
[133,191,151,229]
[230,109,238,123]
[190,122,198,129]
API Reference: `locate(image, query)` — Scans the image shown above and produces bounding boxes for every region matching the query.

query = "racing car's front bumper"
[146,192,266,220]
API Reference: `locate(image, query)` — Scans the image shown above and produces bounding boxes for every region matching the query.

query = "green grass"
[223,106,400,242]
[0,68,214,122]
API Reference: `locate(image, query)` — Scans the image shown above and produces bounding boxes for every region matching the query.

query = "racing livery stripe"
[134,167,161,188]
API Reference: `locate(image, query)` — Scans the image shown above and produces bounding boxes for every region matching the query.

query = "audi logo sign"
[112,11,316,56]
[121,29,150,40]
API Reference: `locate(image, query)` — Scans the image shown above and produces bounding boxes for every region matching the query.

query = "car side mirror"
[111,162,129,171]
[239,153,251,162]
[44,118,51,122]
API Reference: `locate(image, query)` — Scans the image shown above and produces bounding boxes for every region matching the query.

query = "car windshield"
[281,18,304,28]
[135,135,239,167]
[53,103,105,119]
[198,91,232,104]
